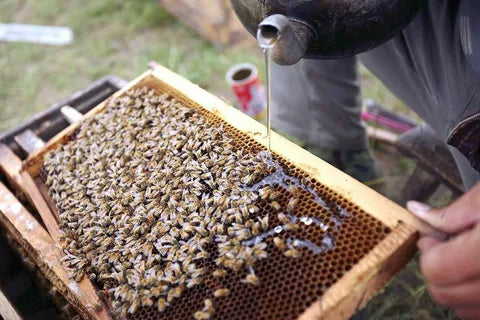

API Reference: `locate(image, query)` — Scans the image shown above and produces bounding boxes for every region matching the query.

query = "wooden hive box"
[19,64,421,320]
[158,0,254,49]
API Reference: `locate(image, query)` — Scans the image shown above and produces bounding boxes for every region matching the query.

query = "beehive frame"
[21,64,419,320]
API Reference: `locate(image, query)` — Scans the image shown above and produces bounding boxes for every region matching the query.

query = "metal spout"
[257,14,314,66]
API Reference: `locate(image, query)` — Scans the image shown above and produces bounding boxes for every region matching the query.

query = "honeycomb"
[43,76,391,320]
[131,79,390,319]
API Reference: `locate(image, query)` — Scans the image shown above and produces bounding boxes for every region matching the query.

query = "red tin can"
[226,63,266,120]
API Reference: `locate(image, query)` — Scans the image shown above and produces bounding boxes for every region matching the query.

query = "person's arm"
[407,184,480,320]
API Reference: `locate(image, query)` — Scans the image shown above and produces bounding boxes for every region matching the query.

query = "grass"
[0,0,455,318]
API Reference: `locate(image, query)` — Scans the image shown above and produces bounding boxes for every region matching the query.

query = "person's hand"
[407,183,480,320]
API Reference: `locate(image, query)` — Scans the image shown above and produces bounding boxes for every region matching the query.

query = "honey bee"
[242,272,259,286]
[157,298,168,312]
[140,296,153,307]
[127,300,140,314]
[232,259,244,272]
[186,276,203,288]
[258,214,269,230]
[214,288,230,298]
[231,211,242,224]
[196,226,208,237]
[248,205,259,214]
[273,237,286,250]
[223,258,236,269]
[150,287,160,298]
[287,198,299,212]
[284,223,300,231]
[194,311,211,320]
[288,186,302,197]
[271,201,281,211]
[251,222,261,236]
[252,243,268,260]
[269,191,280,200]
[284,249,301,258]
[213,268,227,278]
[183,223,195,234]
[236,228,252,241]
[203,298,214,311]
[241,174,256,185]
[227,227,235,236]
[239,205,249,218]
[194,251,209,260]
[277,213,291,224]
[258,186,271,200]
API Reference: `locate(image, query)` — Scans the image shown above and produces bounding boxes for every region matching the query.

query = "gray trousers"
[272,0,480,190]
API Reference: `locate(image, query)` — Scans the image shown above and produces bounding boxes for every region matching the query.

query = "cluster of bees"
[43,87,303,319]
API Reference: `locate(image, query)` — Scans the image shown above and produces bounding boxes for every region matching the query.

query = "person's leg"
[271,57,367,150]
[359,0,480,189]
[271,57,381,182]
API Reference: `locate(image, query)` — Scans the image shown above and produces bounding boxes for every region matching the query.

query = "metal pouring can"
[226,63,266,120]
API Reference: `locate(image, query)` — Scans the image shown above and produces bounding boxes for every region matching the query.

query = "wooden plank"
[35,177,60,219]
[19,170,60,239]
[0,182,110,320]
[60,105,84,124]
[0,143,60,238]
[159,0,254,49]
[0,144,26,195]
[0,288,22,320]
[14,129,45,155]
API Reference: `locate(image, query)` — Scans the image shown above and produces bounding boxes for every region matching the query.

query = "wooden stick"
[14,129,45,155]
[0,182,110,320]
[0,144,26,195]
[60,105,84,124]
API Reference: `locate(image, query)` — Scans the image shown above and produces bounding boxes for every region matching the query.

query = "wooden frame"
[0,181,110,320]
[19,64,422,319]
[0,287,21,320]
[0,144,110,320]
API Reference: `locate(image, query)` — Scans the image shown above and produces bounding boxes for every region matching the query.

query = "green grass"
[0,0,454,318]
[0,0,263,132]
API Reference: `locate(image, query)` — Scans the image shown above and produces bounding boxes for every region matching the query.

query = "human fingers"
[407,183,480,234]
[420,224,480,286]
[428,279,480,308]
[417,236,440,252]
